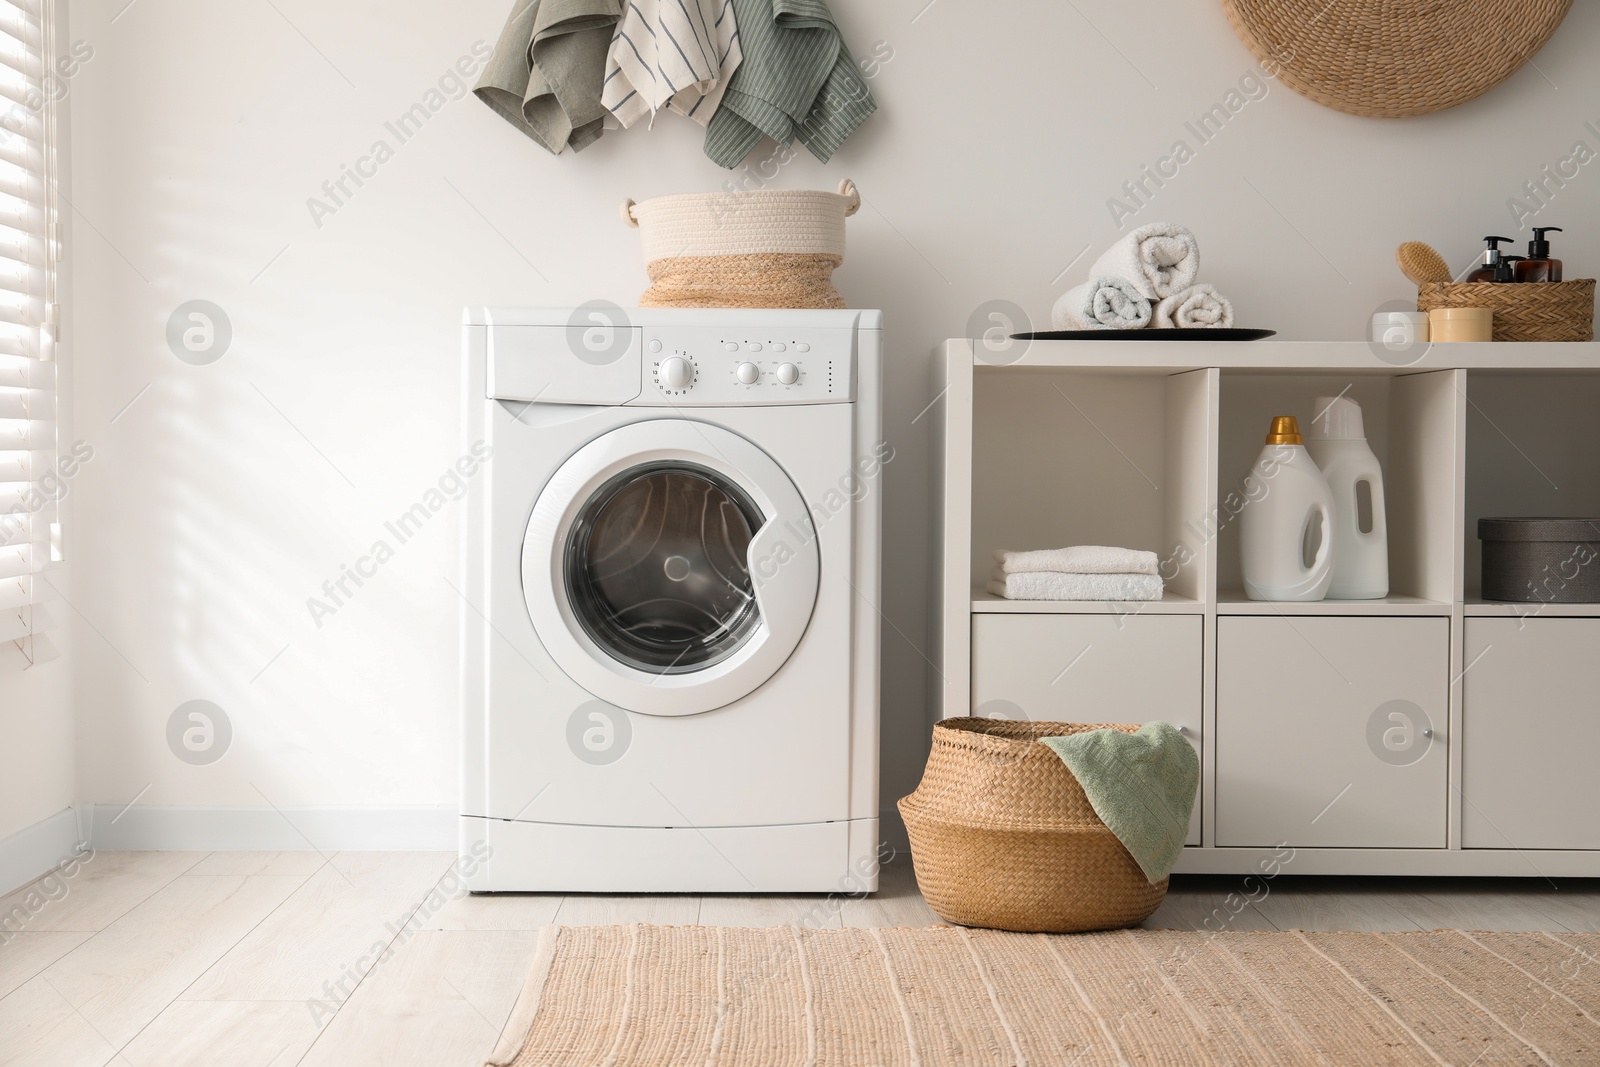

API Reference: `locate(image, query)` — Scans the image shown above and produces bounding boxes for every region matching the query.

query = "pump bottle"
[1515,227,1563,282]
[1466,236,1513,282]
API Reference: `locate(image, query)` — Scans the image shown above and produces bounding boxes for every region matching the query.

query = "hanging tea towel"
[475,0,620,154]
[604,0,743,128]
[703,0,876,168]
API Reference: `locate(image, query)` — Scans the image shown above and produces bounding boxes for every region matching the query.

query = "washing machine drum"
[523,420,820,716]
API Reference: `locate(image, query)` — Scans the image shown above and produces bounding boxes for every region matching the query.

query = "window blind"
[0,0,60,659]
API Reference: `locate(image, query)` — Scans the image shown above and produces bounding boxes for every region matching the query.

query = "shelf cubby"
[1463,369,1600,603]
[969,365,1214,610]
[1215,368,1461,612]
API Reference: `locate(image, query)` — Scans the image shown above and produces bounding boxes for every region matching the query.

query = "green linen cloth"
[1040,721,1199,884]
[704,0,875,168]
[475,0,619,154]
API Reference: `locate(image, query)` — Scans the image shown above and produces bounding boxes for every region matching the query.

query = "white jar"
[1370,311,1430,351]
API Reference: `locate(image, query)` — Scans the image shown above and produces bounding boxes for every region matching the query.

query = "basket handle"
[620,198,640,228]
[837,178,860,216]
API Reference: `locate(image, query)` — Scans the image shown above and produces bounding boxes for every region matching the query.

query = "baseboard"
[84,805,457,852]
[0,808,85,897]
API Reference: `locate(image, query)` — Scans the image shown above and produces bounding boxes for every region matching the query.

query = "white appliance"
[459,307,882,892]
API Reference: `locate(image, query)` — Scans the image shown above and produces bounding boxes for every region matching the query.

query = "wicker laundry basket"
[898,718,1167,934]
[1417,279,1595,342]
[621,180,860,309]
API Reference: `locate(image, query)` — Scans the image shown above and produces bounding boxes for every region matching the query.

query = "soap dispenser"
[1239,416,1335,602]
[1496,255,1525,283]
[1515,227,1563,282]
[1466,236,1513,282]
[1305,397,1389,600]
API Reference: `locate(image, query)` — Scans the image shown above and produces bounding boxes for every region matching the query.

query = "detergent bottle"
[1240,416,1335,602]
[1305,396,1389,599]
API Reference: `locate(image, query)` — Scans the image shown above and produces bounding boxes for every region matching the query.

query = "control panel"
[636,328,853,405]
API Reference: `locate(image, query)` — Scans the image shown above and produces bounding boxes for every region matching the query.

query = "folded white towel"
[603,0,743,129]
[1155,284,1234,329]
[987,572,1165,602]
[1091,223,1201,300]
[994,546,1160,576]
[1051,276,1152,330]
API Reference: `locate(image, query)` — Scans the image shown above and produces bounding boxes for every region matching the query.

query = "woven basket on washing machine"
[621,180,860,309]
[898,717,1168,934]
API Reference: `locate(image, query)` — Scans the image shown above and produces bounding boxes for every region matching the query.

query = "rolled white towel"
[994,546,1160,576]
[1091,223,1201,300]
[1051,276,1152,331]
[987,572,1165,602]
[1155,284,1234,329]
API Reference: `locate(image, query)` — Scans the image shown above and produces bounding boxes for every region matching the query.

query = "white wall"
[63,0,1600,835]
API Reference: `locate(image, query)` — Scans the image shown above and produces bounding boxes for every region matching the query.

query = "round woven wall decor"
[1220,0,1573,118]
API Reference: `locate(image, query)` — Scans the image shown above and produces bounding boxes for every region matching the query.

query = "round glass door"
[523,419,819,717]
[565,462,764,673]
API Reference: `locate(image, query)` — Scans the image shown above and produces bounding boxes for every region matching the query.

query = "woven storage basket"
[1417,279,1595,342]
[622,180,860,309]
[898,718,1167,934]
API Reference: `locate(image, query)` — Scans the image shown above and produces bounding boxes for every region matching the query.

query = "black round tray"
[1010,328,1277,341]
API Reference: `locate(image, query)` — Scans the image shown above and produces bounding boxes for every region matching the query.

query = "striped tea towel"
[604,0,743,128]
[703,0,875,168]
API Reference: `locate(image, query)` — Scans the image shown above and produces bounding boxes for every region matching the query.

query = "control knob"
[776,362,800,385]
[659,355,694,390]
[735,362,760,385]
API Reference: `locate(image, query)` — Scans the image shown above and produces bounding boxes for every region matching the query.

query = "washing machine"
[459,307,882,893]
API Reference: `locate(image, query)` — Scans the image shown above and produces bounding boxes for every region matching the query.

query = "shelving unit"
[932,339,1600,876]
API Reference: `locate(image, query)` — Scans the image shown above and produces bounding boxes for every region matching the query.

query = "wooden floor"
[2,851,1597,1066]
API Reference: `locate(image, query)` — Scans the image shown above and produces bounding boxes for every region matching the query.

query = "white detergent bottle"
[1240,416,1335,602]
[1305,396,1389,599]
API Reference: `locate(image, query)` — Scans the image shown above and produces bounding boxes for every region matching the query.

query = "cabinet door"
[1464,619,1600,850]
[971,614,1202,845]
[1217,617,1448,848]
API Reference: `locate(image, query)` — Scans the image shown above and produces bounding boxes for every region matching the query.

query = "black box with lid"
[1479,518,1600,603]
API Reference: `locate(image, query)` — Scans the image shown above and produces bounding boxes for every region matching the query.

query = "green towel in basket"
[1040,722,1198,884]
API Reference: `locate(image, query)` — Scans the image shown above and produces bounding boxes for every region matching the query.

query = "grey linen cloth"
[475,0,620,154]
[704,0,875,168]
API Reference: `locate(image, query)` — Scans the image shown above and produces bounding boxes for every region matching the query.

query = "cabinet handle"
[1422,729,1434,738]
[1178,725,1190,736]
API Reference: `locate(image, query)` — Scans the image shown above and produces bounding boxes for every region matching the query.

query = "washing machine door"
[523,420,819,716]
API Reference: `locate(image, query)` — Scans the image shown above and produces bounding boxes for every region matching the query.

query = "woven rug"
[488,924,1600,1066]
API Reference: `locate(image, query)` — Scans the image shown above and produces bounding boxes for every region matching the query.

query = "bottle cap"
[1306,396,1365,440]
[1264,415,1303,445]
[1528,226,1562,259]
